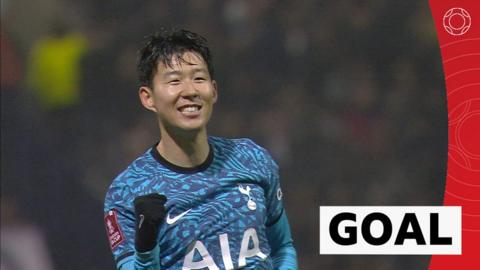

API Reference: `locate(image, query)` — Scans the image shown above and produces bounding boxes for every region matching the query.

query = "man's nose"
[181,80,199,99]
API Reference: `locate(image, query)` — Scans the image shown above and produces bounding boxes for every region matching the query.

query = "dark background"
[1,1,447,269]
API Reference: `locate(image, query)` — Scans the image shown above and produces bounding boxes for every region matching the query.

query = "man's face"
[140,52,217,134]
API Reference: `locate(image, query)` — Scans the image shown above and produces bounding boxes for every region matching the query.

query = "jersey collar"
[150,142,214,174]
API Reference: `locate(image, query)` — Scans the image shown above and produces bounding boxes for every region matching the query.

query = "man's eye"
[169,79,180,84]
[195,77,206,81]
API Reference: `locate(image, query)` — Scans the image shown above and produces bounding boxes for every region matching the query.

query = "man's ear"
[212,80,218,104]
[139,86,157,112]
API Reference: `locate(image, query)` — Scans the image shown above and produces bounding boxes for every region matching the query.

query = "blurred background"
[1,0,447,269]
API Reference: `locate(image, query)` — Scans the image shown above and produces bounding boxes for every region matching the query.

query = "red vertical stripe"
[428,1,480,269]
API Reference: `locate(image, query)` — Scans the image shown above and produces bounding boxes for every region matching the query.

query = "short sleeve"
[104,181,136,267]
[259,148,285,227]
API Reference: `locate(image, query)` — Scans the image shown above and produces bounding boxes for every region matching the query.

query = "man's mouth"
[178,104,202,115]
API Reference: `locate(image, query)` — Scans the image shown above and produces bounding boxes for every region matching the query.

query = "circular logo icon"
[443,7,471,36]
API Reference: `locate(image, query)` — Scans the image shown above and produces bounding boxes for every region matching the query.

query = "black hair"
[137,29,214,87]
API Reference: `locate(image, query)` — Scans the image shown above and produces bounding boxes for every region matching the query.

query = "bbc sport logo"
[443,7,471,36]
[319,206,461,255]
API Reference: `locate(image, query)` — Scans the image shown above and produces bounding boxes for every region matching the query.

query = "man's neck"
[156,127,210,168]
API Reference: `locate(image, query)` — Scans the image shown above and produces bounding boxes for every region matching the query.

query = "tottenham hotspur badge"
[238,184,257,210]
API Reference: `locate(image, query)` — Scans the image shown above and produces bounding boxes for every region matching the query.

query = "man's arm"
[252,142,298,269]
[115,194,166,270]
[266,211,298,270]
[104,192,166,270]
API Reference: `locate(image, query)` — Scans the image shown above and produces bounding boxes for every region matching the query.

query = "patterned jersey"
[104,137,285,270]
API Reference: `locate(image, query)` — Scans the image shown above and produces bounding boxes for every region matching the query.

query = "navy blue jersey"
[104,137,286,269]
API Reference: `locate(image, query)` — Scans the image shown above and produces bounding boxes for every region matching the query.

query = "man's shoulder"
[209,136,265,152]
[209,136,275,166]
[107,149,157,191]
[104,148,162,210]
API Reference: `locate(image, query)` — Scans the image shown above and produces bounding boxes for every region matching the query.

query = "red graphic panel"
[104,209,126,250]
[428,0,480,269]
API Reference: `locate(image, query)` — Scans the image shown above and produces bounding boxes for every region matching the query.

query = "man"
[104,29,297,270]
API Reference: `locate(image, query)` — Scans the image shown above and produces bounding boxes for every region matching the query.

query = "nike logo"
[166,209,191,225]
[138,214,145,229]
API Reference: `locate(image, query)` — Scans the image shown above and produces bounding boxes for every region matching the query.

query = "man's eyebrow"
[162,67,208,79]
[191,67,209,74]
[163,71,182,77]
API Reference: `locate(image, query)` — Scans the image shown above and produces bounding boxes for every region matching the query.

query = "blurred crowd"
[1,0,447,269]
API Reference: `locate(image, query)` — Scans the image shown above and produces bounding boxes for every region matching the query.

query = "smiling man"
[104,29,297,270]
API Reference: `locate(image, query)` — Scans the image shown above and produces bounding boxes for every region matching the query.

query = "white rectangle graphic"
[319,206,461,254]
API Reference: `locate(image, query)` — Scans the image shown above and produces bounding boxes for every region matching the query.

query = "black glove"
[133,193,167,252]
